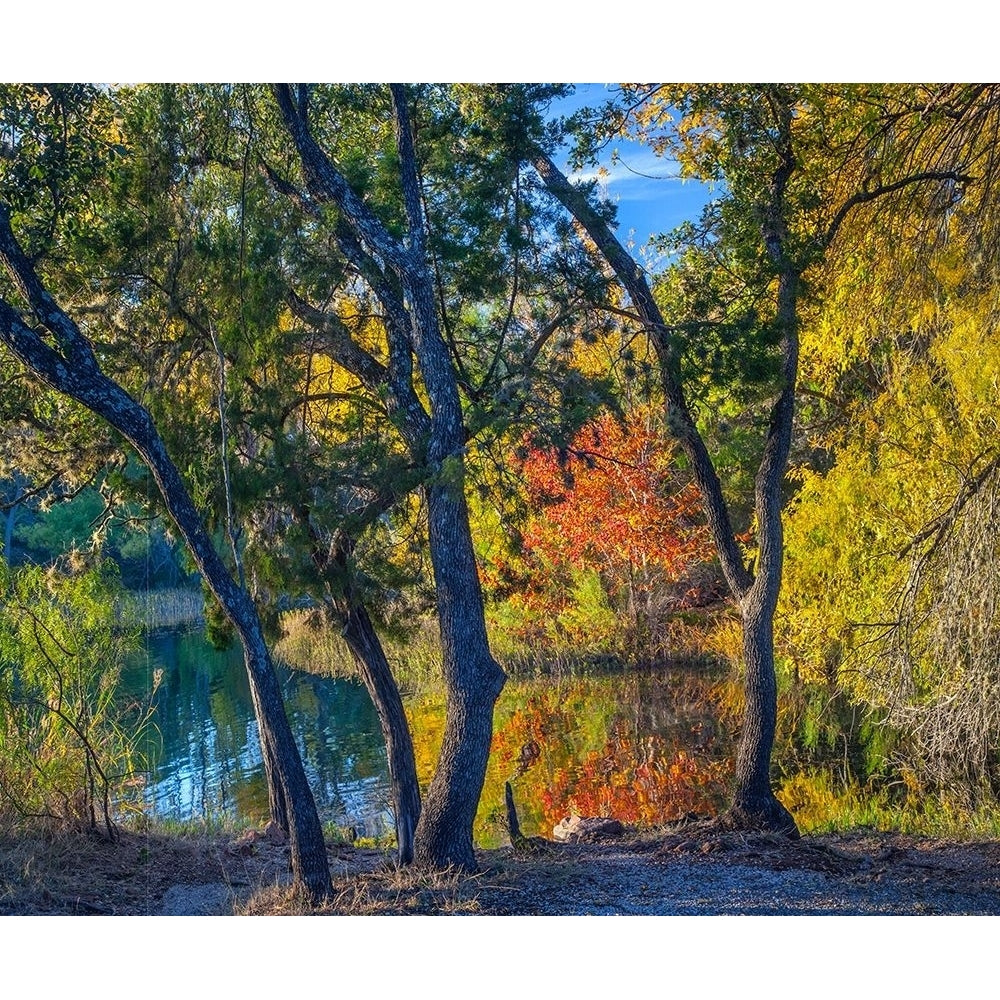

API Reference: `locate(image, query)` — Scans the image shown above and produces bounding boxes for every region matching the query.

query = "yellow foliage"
[784,207,1000,706]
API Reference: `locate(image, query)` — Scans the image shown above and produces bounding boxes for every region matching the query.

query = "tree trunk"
[528,110,802,838]
[339,599,421,865]
[273,85,507,870]
[413,480,506,870]
[138,456,332,898]
[300,518,421,867]
[391,85,507,869]
[244,666,288,832]
[726,593,797,835]
[0,215,332,899]
[235,615,331,895]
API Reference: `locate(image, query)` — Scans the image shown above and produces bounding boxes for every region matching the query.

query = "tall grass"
[273,605,721,691]
[273,610,356,677]
[274,609,443,692]
[123,587,204,630]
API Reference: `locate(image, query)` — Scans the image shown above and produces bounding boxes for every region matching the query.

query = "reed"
[124,587,204,630]
[274,609,444,692]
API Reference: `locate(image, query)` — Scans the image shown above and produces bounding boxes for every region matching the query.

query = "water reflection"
[122,626,394,836]
[409,669,733,848]
[124,627,731,848]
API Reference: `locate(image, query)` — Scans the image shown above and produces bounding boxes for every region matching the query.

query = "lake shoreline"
[4,820,1000,915]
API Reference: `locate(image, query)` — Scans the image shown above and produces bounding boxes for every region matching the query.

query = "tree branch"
[528,147,753,598]
[824,170,974,249]
[285,290,389,390]
[271,84,412,276]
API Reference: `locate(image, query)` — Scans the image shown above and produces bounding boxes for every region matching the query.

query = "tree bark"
[721,113,801,833]
[294,503,422,866]
[413,479,506,869]
[274,84,507,870]
[388,84,507,868]
[727,590,797,835]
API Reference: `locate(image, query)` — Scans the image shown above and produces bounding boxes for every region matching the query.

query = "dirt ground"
[3,821,1000,916]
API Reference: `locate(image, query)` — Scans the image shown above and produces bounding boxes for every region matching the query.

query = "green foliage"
[0,561,152,833]
[0,84,121,255]
[202,581,236,651]
[9,81,1000,841]
[14,487,106,556]
[11,482,188,590]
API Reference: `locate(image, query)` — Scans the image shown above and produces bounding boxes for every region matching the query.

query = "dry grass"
[125,588,204,630]
[0,818,492,915]
[274,610,444,691]
[0,823,263,915]
[240,862,487,915]
[273,609,357,678]
[4,816,1000,915]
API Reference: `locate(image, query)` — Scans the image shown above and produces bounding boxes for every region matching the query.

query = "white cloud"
[568,147,690,202]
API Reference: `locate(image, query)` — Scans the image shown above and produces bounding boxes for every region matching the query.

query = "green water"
[123,626,393,836]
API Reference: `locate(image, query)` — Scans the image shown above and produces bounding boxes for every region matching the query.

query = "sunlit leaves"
[483,406,711,658]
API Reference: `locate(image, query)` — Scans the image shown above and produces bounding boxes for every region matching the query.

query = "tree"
[0,86,331,899]
[487,406,710,659]
[50,83,601,869]
[272,83,508,869]
[251,82,621,864]
[59,82,426,865]
[520,83,974,833]
[778,85,1000,798]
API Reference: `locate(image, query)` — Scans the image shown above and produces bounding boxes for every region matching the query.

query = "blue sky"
[549,84,715,270]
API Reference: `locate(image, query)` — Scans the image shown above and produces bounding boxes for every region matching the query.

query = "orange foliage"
[484,407,712,650]
[404,677,730,847]
[521,408,706,577]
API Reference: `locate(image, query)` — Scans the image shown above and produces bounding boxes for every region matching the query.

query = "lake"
[123,626,394,836]
[125,626,732,846]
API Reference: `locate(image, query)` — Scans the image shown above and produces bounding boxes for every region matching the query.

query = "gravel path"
[8,824,999,915]
[470,837,1000,915]
[238,828,1000,915]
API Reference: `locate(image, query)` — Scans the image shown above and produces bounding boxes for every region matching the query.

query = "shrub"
[0,561,153,836]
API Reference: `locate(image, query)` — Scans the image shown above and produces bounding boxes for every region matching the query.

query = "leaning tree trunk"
[529,132,801,838]
[0,210,332,900]
[245,670,289,831]
[234,610,331,894]
[338,598,421,865]
[301,520,421,867]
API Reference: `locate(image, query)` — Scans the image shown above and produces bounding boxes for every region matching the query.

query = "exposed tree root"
[714,798,800,840]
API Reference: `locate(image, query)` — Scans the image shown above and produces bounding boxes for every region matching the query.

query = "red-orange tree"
[486,407,711,657]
